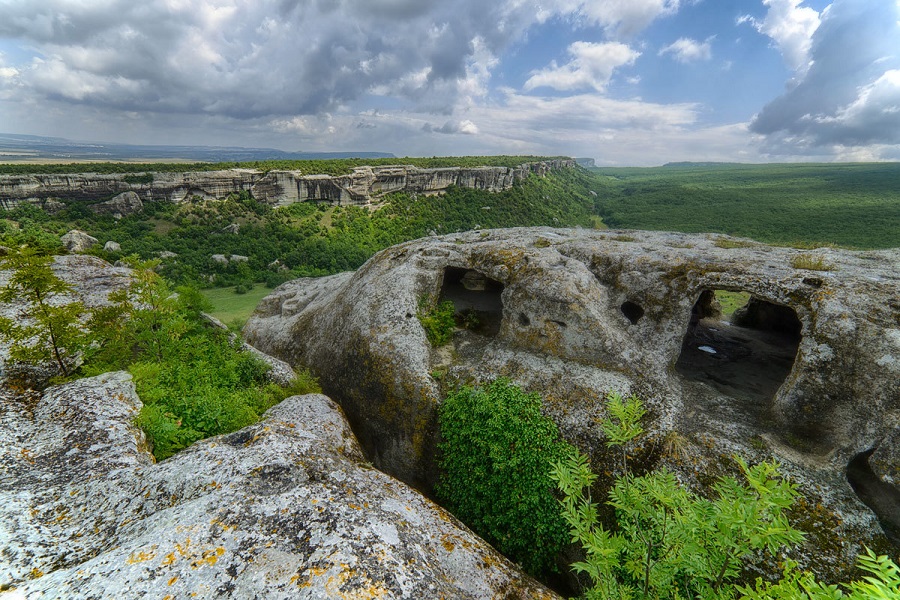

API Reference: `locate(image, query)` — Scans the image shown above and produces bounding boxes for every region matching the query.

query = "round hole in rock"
[621,301,645,324]
[518,312,531,326]
[440,267,505,336]
[675,290,801,415]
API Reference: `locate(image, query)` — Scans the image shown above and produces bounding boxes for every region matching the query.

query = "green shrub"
[416,297,456,346]
[436,378,574,576]
[551,392,900,600]
[790,253,835,271]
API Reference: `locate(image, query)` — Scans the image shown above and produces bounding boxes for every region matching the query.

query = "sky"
[0,0,898,165]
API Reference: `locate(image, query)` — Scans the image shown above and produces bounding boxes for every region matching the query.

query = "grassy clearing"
[201,285,272,326]
[715,290,751,316]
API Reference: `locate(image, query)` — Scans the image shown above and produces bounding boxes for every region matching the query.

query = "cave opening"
[675,290,801,410]
[439,267,505,337]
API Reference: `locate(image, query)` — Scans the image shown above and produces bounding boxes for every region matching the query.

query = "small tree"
[0,246,89,377]
[552,392,805,599]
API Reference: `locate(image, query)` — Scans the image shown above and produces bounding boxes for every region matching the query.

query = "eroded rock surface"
[245,227,900,577]
[60,229,98,253]
[0,374,556,598]
[0,160,573,209]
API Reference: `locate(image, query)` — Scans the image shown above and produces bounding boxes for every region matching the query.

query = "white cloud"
[751,0,900,149]
[739,0,820,74]
[524,42,639,92]
[545,0,683,38]
[423,119,480,135]
[658,37,713,63]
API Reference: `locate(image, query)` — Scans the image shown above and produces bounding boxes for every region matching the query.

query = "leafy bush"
[417,297,456,346]
[739,547,900,599]
[436,378,574,575]
[551,392,900,600]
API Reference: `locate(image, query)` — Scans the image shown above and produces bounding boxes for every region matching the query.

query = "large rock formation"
[0,160,574,210]
[0,254,556,598]
[244,227,900,578]
[89,190,144,219]
[0,373,555,598]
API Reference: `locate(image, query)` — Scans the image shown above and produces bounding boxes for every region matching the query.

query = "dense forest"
[1,161,897,300]
[590,162,900,249]
[0,166,600,290]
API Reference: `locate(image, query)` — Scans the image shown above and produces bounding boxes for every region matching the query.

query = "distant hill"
[0,133,394,163]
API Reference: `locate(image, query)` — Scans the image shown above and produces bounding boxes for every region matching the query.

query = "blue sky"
[0,0,898,165]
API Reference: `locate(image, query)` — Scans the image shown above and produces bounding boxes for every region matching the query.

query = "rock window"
[439,267,505,336]
[675,290,801,405]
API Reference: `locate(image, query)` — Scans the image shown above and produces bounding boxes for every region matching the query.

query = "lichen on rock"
[244,226,900,579]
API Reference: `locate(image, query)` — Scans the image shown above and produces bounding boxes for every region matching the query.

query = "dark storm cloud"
[750,0,900,147]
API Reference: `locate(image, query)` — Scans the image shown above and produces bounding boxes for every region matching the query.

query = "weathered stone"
[0,374,556,598]
[222,223,240,234]
[90,190,144,219]
[245,227,900,578]
[0,160,575,209]
[104,240,121,252]
[157,250,178,259]
[60,229,98,253]
[210,254,229,264]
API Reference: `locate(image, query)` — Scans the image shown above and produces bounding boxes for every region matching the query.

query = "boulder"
[60,229,98,253]
[90,191,144,219]
[0,373,556,598]
[104,240,121,252]
[245,227,900,579]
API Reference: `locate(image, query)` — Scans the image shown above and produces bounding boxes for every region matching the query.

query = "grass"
[714,290,751,316]
[200,285,272,325]
[790,254,835,271]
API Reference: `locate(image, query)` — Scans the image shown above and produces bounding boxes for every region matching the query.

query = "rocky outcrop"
[60,229,98,253]
[0,160,575,209]
[0,254,555,598]
[244,227,900,578]
[89,190,144,219]
[0,373,555,598]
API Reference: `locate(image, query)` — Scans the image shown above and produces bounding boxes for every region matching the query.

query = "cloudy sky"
[0,0,898,165]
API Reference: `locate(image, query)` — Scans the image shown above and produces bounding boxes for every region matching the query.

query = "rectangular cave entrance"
[439,267,504,337]
[675,289,801,410]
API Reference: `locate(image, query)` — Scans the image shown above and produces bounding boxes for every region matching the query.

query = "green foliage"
[417,297,456,347]
[0,246,90,376]
[435,379,574,576]
[590,162,900,249]
[123,173,153,184]
[0,164,599,291]
[790,254,835,271]
[738,548,900,599]
[552,393,805,600]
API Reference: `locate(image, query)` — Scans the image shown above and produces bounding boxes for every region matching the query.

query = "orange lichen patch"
[19,448,35,464]
[209,517,236,532]
[348,503,362,511]
[297,566,329,588]
[440,535,456,553]
[125,549,156,564]
[163,595,174,600]
[191,548,222,569]
[29,567,44,579]
[168,576,178,586]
